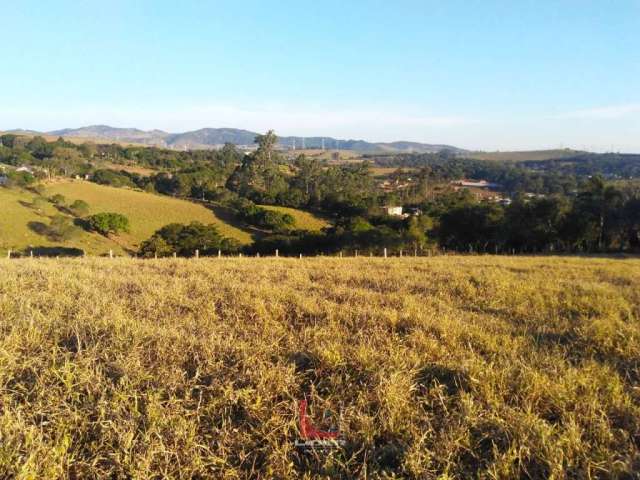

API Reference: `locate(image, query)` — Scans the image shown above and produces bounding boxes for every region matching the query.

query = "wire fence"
[1,246,542,260]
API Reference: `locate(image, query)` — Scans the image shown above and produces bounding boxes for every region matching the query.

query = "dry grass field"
[464,149,583,162]
[259,205,329,231]
[0,256,639,478]
[369,167,419,178]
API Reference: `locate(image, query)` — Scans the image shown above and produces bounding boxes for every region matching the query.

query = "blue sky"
[1,0,638,151]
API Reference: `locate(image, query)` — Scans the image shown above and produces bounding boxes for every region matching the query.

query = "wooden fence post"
[173,252,177,259]
[30,250,33,258]
[218,249,221,258]
[399,249,403,257]
[339,251,343,258]
[384,248,387,258]
[154,252,158,259]
[355,250,358,257]
[275,249,279,258]
[195,249,199,258]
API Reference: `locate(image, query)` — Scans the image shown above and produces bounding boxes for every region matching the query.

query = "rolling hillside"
[0,187,120,256]
[44,182,253,250]
[1,182,331,256]
[6,125,465,153]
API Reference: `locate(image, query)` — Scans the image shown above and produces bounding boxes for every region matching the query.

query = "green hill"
[1,181,331,257]
[0,181,254,256]
[44,181,253,250]
[0,186,119,256]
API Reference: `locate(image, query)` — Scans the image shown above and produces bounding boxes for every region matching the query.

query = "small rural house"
[452,179,501,189]
[385,206,404,217]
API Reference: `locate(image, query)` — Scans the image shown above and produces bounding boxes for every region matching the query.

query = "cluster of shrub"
[139,222,240,257]
[0,133,240,175]
[242,176,640,256]
[230,198,294,233]
[431,177,640,253]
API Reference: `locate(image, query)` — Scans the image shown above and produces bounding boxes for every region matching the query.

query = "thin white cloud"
[553,103,640,120]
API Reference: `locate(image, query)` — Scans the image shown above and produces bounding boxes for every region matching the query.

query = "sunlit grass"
[259,204,329,231]
[0,255,638,478]
[45,181,253,249]
[0,186,120,256]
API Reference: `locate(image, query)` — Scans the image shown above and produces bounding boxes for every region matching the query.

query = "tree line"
[2,132,639,256]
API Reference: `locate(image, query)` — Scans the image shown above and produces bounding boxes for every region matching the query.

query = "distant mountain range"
[6,125,464,154]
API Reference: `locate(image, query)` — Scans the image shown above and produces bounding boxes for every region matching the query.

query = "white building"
[385,206,404,217]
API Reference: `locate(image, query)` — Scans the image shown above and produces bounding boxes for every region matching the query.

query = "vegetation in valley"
[0,256,638,478]
[2,132,640,258]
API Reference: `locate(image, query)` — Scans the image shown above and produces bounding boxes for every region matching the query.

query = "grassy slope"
[45,181,253,249]
[370,166,419,177]
[259,204,329,231]
[464,149,584,162]
[0,187,120,256]
[0,256,638,478]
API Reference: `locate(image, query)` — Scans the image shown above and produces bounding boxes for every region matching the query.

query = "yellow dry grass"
[0,255,638,478]
[370,167,419,177]
[259,205,329,231]
[465,149,583,162]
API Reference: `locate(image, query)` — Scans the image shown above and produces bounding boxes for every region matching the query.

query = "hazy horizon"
[1,1,638,153]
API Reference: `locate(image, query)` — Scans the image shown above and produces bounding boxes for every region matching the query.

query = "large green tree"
[139,222,239,257]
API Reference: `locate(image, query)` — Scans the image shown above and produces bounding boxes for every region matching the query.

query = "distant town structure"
[452,179,501,189]
[384,206,404,217]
